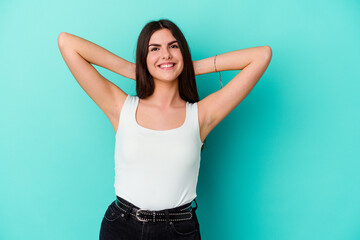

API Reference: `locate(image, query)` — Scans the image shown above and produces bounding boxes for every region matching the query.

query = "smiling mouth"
[158,63,176,70]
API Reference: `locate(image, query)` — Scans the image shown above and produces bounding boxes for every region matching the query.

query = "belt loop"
[193,199,198,211]
[124,203,134,220]
[117,197,134,220]
[165,209,170,225]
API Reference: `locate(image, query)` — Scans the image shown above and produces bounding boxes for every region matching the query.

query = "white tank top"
[114,94,204,210]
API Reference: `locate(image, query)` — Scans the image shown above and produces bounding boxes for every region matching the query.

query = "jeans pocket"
[103,201,124,222]
[169,216,198,236]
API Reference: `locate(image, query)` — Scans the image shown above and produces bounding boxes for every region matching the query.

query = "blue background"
[1,0,359,239]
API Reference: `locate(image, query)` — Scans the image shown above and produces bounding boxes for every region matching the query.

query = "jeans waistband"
[116,195,198,213]
[115,195,198,223]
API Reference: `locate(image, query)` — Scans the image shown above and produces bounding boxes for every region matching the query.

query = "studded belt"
[115,197,196,222]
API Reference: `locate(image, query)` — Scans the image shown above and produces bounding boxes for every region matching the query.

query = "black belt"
[115,196,197,222]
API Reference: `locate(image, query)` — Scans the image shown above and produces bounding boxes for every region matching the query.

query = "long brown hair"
[135,19,206,151]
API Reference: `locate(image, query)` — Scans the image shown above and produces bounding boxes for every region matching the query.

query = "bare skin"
[135,29,187,133]
[57,30,272,143]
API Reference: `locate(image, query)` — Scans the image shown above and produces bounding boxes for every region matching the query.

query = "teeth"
[159,63,174,68]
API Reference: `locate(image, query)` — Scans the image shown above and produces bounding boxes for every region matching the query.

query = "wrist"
[193,60,199,76]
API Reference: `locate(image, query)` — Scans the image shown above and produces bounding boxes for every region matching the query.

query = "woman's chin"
[153,75,180,83]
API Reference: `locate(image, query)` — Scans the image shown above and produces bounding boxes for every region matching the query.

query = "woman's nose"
[161,48,172,59]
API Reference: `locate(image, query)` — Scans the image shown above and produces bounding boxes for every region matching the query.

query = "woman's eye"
[151,47,159,51]
[170,44,179,49]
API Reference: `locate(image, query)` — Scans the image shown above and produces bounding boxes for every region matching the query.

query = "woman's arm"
[58,32,132,127]
[59,32,136,80]
[194,46,272,141]
[193,46,269,76]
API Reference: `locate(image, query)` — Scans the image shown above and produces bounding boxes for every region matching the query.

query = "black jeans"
[99,196,201,240]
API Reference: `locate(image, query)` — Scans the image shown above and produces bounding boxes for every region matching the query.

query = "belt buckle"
[135,209,149,222]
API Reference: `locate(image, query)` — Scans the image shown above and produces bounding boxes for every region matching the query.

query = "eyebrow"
[148,40,178,47]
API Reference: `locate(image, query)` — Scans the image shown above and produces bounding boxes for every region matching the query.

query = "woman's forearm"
[193,46,271,76]
[58,32,136,80]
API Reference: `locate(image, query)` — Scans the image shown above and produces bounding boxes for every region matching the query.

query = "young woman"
[58,19,272,240]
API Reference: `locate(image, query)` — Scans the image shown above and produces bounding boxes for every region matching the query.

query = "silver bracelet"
[214,55,223,89]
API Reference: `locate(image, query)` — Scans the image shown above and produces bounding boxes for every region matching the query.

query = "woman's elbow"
[57,32,70,48]
[264,46,272,59]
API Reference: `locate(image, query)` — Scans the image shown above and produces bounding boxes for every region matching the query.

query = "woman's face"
[146,28,184,83]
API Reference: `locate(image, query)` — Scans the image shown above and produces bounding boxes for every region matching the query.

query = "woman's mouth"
[158,63,176,70]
